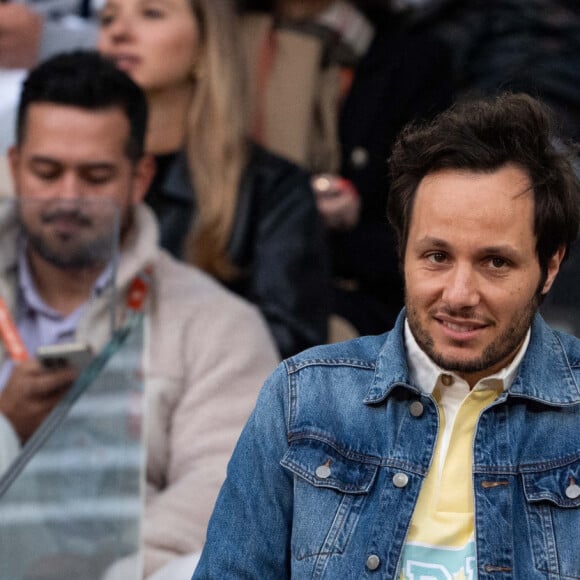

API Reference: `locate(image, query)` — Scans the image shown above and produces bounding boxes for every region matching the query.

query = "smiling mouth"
[441,320,483,333]
[434,315,491,339]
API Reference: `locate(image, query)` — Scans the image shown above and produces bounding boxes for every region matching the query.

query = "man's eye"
[86,174,112,184]
[489,256,509,269]
[81,168,113,185]
[34,170,59,181]
[426,252,447,264]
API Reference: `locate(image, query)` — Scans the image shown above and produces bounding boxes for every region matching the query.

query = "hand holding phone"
[36,342,93,372]
[0,358,77,441]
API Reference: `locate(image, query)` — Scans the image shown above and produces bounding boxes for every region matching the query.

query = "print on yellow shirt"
[400,542,476,579]
[399,386,501,580]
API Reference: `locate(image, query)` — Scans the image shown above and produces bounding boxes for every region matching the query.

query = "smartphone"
[36,342,93,371]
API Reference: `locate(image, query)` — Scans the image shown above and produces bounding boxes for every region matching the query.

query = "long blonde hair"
[184,0,249,279]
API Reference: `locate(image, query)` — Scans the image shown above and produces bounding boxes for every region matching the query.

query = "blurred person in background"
[98,0,329,359]
[0,0,99,70]
[0,50,279,578]
[238,0,454,336]
[0,0,99,156]
[385,0,580,144]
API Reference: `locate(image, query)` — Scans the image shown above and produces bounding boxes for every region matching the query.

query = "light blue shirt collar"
[17,243,113,321]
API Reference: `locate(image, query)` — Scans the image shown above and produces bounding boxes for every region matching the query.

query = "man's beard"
[19,204,120,270]
[406,292,540,376]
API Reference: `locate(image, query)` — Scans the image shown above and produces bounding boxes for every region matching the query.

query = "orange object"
[0,298,28,362]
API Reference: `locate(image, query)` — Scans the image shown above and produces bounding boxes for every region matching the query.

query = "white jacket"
[0,203,279,576]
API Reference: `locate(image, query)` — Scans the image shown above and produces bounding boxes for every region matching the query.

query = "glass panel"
[0,69,25,156]
[0,195,144,578]
[0,314,145,580]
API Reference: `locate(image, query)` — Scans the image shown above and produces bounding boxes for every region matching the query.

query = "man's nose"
[59,173,82,199]
[441,264,481,309]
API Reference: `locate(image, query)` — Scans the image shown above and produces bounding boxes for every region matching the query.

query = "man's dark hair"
[17,50,147,163]
[387,93,580,279]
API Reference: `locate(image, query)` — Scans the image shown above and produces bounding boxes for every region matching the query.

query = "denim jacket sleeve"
[193,363,293,578]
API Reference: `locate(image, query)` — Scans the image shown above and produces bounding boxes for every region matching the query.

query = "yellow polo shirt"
[398,321,529,580]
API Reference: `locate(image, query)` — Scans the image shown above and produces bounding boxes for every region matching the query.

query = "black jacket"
[332,12,455,333]
[145,143,330,358]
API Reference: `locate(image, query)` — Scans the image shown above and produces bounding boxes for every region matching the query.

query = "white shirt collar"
[404,318,530,394]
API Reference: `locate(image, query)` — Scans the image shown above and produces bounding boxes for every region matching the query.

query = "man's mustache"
[40,208,93,227]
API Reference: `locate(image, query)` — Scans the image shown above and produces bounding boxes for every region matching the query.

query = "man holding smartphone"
[0,50,279,576]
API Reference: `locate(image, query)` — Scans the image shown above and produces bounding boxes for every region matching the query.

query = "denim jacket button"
[315,465,331,479]
[409,401,424,417]
[366,554,381,571]
[565,483,580,499]
[393,472,409,488]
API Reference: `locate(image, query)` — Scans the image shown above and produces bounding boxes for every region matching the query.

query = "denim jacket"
[194,310,580,579]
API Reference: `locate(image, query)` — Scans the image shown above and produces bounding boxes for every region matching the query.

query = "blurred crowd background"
[2,0,580,345]
[1,1,580,578]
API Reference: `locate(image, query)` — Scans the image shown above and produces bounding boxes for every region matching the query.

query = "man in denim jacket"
[193,93,580,579]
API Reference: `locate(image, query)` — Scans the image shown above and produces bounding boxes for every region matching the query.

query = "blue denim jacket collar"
[363,310,412,404]
[364,309,580,407]
[509,313,580,405]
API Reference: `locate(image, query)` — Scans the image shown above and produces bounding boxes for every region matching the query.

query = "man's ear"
[130,154,156,205]
[541,245,567,295]
[7,146,20,195]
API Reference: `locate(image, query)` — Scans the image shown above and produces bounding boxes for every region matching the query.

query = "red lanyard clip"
[126,265,153,313]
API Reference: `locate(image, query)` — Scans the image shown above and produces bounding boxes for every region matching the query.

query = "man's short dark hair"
[387,93,580,278]
[17,50,147,163]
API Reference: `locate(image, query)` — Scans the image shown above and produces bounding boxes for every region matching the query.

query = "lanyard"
[0,266,153,362]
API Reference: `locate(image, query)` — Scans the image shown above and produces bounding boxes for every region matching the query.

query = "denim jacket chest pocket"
[280,437,379,561]
[522,456,580,578]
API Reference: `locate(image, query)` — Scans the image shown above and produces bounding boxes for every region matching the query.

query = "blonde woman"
[98,0,329,358]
